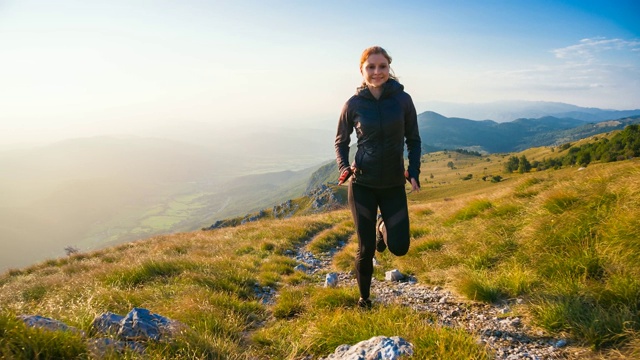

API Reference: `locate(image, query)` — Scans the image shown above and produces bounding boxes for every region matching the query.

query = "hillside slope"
[3,131,638,358]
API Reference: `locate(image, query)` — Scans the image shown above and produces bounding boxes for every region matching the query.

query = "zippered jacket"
[335,79,421,188]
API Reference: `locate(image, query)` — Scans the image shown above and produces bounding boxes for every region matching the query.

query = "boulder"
[91,308,185,342]
[117,308,181,341]
[323,336,414,359]
[91,312,124,336]
[385,269,404,282]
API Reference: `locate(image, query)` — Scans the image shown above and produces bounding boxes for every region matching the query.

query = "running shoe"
[357,297,372,309]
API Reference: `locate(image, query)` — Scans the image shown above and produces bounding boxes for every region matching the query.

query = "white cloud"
[552,38,640,62]
[477,37,640,108]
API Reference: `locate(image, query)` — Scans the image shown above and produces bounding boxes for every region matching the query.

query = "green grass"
[0,312,89,359]
[444,199,493,224]
[103,260,193,288]
[410,239,444,253]
[307,220,354,255]
[456,270,506,302]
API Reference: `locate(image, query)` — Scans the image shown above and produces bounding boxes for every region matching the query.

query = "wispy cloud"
[479,37,640,107]
[552,37,640,63]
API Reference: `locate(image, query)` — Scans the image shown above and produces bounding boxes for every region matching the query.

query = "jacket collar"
[356,79,404,100]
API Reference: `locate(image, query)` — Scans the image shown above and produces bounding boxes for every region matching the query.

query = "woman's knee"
[388,241,410,256]
[357,245,376,260]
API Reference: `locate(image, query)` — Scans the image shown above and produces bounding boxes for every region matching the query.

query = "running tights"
[348,182,410,300]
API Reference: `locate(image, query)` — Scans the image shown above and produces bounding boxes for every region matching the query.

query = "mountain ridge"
[417,100,640,123]
[418,112,640,153]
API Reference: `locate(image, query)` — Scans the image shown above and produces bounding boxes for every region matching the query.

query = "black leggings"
[348,182,410,300]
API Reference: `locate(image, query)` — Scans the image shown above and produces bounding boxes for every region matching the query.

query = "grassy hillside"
[1,133,639,359]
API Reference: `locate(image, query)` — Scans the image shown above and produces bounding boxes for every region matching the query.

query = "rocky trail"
[269,235,594,360]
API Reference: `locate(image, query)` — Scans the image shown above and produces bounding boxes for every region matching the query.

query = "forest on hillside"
[505,124,640,173]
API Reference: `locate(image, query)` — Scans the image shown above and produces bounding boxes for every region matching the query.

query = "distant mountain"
[417,100,640,123]
[418,111,640,153]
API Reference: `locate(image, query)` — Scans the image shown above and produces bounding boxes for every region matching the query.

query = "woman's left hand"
[410,178,420,192]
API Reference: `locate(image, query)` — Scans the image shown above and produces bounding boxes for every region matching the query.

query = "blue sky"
[0,0,639,145]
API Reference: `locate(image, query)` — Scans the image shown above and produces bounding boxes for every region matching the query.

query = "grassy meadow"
[1,137,639,359]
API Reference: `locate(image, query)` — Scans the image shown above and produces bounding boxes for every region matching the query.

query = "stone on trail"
[322,335,414,359]
[385,269,404,282]
[325,272,339,288]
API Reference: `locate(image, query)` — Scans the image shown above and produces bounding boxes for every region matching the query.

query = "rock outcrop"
[322,336,414,360]
[307,184,341,213]
[272,199,298,219]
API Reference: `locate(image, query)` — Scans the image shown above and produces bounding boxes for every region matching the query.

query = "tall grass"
[0,312,89,359]
[307,220,354,255]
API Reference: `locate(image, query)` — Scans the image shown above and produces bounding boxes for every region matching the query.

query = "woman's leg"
[348,182,378,300]
[377,185,410,256]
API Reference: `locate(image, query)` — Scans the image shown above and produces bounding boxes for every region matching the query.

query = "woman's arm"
[335,100,354,175]
[403,94,421,190]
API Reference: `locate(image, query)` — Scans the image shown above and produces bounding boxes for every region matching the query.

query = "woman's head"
[359,46,397,87]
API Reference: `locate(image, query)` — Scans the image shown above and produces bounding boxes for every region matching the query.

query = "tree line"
[505,124,639,173]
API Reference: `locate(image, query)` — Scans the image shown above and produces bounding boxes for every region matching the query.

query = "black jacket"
[335,79,421,188]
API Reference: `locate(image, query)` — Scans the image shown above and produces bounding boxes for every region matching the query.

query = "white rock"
[385,269,404,282]
[323,336,413,359]
[325,272,339,288]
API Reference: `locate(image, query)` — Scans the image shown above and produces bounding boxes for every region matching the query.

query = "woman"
[335,46,422,308]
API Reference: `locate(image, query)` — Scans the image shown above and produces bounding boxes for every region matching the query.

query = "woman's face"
[361,53,389,88]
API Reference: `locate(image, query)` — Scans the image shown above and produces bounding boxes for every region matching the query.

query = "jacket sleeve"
[403,94,421,185]
[335,100,354,173]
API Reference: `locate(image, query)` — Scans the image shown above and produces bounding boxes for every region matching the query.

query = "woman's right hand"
[338,167,355,185]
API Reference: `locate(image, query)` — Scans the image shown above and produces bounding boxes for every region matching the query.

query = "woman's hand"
[410,178,420,192]
[337,167,353,185]
[404,170,420,192]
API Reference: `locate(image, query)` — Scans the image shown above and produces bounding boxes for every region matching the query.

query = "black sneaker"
[376,214,386,253]
[357,298,372,309]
